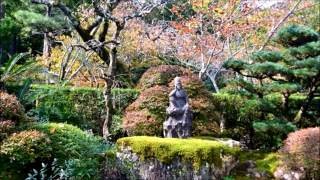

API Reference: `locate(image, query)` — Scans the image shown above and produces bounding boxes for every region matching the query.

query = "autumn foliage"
[0,91,26,140]
[280,127,320,178]
[137,65,187,90]
[123,85,169,136]
[0,91,25,121]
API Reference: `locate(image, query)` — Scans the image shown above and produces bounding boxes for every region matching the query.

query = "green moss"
[239,151,280,174]
[116,136,240,170]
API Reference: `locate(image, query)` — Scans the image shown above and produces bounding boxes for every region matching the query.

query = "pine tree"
[225,24,319,122]
[223,24,319,148]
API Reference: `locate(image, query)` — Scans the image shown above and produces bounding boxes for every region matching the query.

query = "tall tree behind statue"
[31,0,167,139]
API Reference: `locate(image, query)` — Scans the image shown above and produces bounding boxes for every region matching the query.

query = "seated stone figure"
[163,77,192,138]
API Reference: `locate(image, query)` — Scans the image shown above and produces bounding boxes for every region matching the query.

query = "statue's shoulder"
[169,89,176,97]
[171,89,186,98]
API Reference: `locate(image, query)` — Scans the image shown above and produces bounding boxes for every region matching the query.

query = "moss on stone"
[117,136,240,170]
[238,151,280,174]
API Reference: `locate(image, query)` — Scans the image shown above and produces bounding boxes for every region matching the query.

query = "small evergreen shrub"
[0,123,109,179]
[212,92,318,148]
[280,127,320,179]
[0,130,51,165]
[26,159,69,180]
[31,123,105,163]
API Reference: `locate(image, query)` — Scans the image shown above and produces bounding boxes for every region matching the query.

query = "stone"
[163,77,193,138]
[116,146,238,180]
[274,167,306,180]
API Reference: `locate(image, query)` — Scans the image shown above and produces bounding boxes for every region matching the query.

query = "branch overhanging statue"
[163,77,193,138]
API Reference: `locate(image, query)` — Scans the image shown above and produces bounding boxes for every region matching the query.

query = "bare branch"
[146,24,169,41]
[259,0,303,51]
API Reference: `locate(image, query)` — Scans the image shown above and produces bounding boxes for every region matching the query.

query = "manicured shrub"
[0,91,26,141]
[137,65,187,90]
[0,123,109,179]
[123,74,220,136]
[0,130,51,165]
[123,85,168,136]
[31,123,105,162]
[0,91,25,122]
[280,127,320,179]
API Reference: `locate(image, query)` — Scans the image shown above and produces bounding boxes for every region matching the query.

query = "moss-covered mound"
[123,74,220,136]
[136,65,187,90]
[117,136,239,169]
[117,136,281,178]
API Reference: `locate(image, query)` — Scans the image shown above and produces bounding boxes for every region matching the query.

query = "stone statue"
[163,77,192,138]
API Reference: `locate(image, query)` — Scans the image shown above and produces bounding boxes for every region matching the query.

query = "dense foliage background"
[0,0,319,179]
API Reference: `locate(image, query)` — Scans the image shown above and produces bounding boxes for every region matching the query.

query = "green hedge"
[7,84,139,134]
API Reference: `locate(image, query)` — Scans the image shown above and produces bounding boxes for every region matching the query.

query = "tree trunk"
[294,83,318,124]
[0,81,5,91]
[220,112,226,133]
[0,0,4,19]
[281,92,290,119]
[43,5,52,84]
[206,72,220,93]
[102,46,117,139]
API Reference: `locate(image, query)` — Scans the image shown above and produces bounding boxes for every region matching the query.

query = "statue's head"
[174,77,182,90]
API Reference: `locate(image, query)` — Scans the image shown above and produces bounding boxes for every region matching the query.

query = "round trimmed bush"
[0,91,26,141]
[137,65,187,90]
[31,123,105,162]
[0,91,25,122]
[280,127,320,178]
[123,86,169,136]
[0,123,108,179]
[0,130,51,165]
[123,73,220,136]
